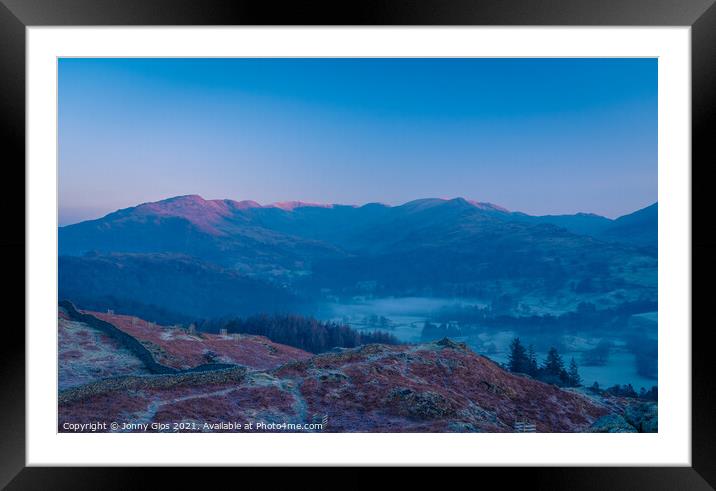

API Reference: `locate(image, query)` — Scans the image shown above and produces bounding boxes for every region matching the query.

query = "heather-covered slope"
[59,314,611,432]
[59,305,313,390]
[89,310,312,370]
[271,339,609,432]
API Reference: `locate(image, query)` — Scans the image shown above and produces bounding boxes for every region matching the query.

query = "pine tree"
[527,344,539,376]
[559,368,570,386]
[543,347,565,378]
[568,357,582,387]
[508,337,530,374]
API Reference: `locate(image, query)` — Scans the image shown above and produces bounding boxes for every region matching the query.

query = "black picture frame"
[1,0,714,487]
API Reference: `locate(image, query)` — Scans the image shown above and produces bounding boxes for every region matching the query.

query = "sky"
[58,58,657,225]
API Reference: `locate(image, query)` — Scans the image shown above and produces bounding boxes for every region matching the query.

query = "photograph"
[56,57,658,434]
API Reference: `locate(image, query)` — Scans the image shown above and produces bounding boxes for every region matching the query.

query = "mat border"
[2,0,714,486]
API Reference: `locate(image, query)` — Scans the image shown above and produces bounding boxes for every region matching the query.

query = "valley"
[57,194,658,432]
[315,296,657,390]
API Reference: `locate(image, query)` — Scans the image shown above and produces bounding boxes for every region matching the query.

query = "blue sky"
[59,58,657,225]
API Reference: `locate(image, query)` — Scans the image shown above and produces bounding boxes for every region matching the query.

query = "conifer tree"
[543,347,565,378]
[527,344,539,376]
[508,337,530,374]
[568,357,582,387]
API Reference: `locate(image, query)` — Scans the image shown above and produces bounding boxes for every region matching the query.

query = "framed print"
[2,0,714,487]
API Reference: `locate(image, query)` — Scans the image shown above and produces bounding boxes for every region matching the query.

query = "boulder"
[435,338,469,351]
[388,387,456,420]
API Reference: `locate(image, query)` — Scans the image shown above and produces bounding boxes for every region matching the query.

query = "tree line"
[507,337,581,388]
[508,337,659,399]
[199,314,400,354]
[427,300,657,332]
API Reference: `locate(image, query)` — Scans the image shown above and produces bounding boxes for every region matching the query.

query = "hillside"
[59,340,612,433]
[58,253,305,322]
[59,308,151,390]
[59,195,657,255]
[58,307,615,432]
[599,203,657,250]
[59,307,657,433]
[89,310,313,370]
[59,304,312,378]
[59,195,658,317]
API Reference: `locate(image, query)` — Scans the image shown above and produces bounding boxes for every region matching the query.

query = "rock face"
[59,311,610,432]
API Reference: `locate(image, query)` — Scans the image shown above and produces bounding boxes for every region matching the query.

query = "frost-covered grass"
[58,317,150,390]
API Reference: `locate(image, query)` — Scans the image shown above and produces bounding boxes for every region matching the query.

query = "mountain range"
[59,195,657,321]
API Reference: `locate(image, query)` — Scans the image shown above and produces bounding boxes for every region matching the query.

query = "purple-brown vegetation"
[59,310,615,432]
[90,310,312,370]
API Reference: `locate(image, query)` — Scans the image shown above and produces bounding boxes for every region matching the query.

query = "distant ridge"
[58,194,657,321]
[104,194,510,216]
[67,194,658,226]
[61,194,657,249]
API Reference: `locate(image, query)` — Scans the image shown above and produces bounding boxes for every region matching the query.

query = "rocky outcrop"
[588,414,638,433]
[624,402,658,433]
[588,402,657,433]
[387,387,457,420]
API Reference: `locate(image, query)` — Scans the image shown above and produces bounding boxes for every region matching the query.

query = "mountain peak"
[131,194,237,234]
[164,194,205,202]
[147,194,209,207]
